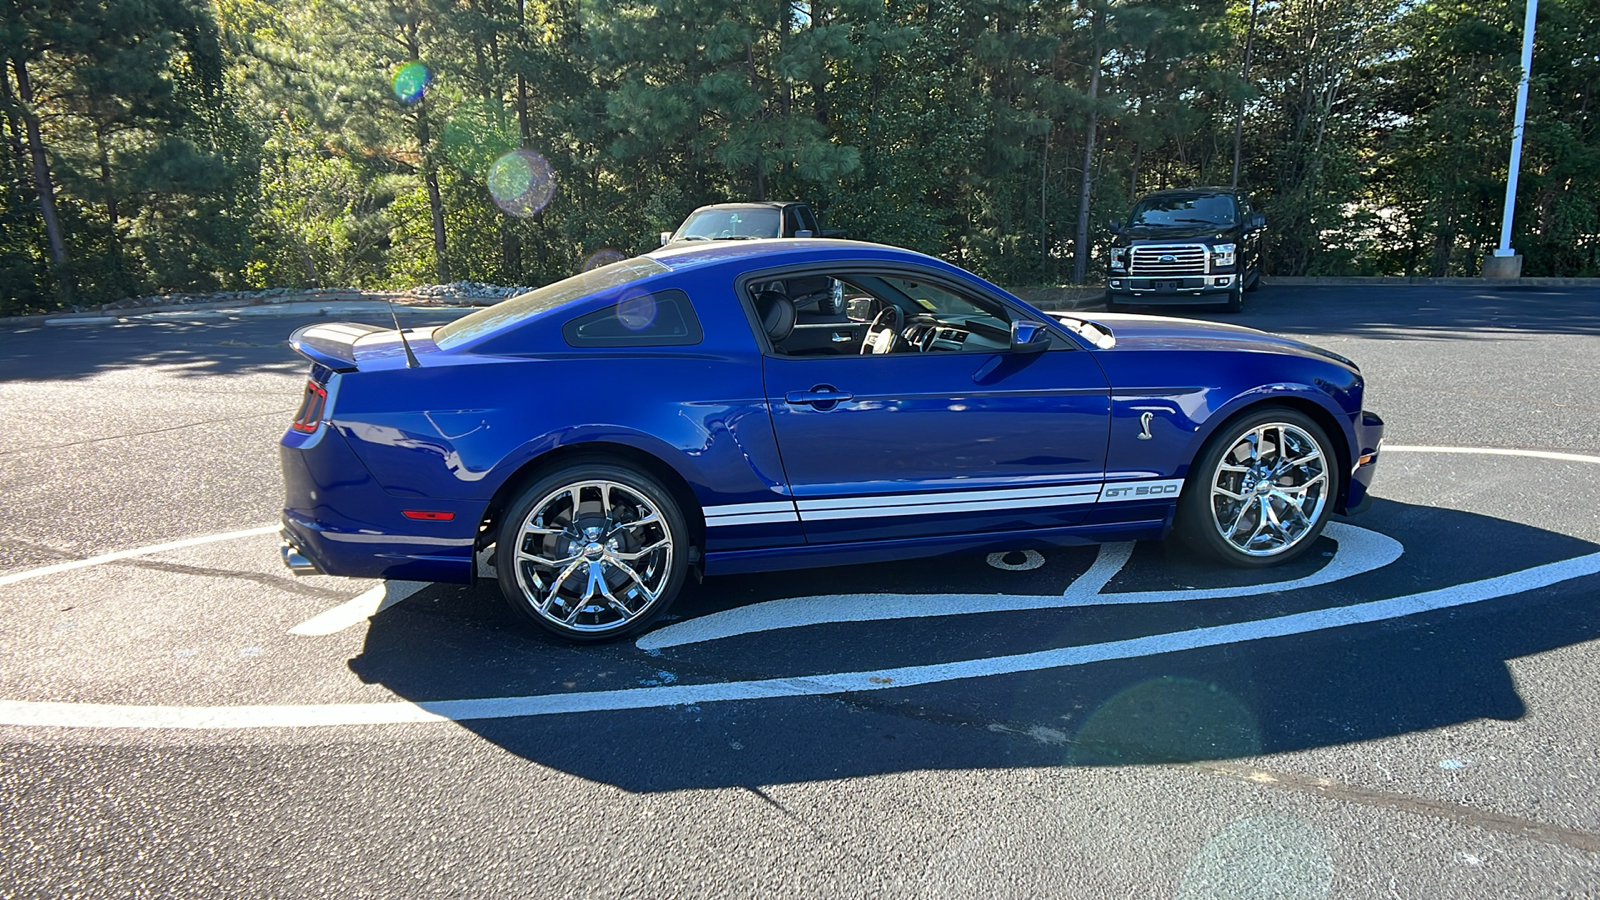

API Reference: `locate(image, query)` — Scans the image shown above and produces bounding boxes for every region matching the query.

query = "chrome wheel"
[1207,422,1329,557]
[510,478,675,635]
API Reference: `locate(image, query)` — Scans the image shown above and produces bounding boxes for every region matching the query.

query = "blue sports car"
[280,239,1383,642]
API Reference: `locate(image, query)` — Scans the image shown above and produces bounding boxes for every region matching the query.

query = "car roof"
[648,238,931,272]
[1138,187,1241,199]
[687,201,803,212]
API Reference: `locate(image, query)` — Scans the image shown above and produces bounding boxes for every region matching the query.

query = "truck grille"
[1129,244,1208,277]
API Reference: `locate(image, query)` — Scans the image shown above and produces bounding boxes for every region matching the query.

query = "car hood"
[1053,312,1358,371]
[1120,224,1235,242]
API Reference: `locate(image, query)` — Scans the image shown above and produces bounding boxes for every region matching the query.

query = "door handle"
[784,386,854,407]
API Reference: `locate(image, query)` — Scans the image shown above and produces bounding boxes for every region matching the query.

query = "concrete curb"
[7,295,492,329]
[1261,275,1600,287]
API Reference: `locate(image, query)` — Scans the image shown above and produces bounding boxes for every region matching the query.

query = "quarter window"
[562,289,703,348]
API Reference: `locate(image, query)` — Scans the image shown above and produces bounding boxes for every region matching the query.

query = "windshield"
[1128,194,1238,228]
[676,208,782,241]
[433,257,669,349]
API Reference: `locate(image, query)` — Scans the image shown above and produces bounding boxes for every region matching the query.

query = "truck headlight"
[1109,247,1127,270]
[1210,243,1236,267]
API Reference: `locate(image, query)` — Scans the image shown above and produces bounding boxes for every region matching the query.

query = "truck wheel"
[1104,291,1122,312]
[1219,287,1243,313]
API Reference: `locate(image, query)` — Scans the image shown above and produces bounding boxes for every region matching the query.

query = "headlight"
[1109,247,1127,269]
[1210,243,1236,267]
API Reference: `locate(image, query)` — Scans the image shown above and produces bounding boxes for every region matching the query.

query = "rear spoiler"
[288,322,389,372]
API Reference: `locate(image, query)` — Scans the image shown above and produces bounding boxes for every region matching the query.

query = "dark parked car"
[280,239,1382,643]
[660,201,843,246]
[1106,188,1266,312]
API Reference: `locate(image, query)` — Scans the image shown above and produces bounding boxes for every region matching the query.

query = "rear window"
[433,257,669,349]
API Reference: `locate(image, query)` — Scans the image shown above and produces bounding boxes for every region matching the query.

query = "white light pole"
[1485,0,1538,278]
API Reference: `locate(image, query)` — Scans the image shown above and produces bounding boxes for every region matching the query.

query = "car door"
[755,268,1112,545]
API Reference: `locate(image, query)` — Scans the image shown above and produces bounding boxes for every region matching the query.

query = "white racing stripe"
[1,547,1594,730]
[0,525,279,589]
[288,581,429,636]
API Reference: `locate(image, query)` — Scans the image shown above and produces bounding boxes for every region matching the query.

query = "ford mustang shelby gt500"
[280,239,1383,642]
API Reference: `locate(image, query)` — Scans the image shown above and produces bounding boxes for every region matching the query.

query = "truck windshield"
[677,208,782,240]
[1128,194,1237,228]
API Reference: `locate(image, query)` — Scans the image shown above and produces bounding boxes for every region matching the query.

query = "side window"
[562,289,703,348]
[783,207,800,235]
[757,271,1017,358]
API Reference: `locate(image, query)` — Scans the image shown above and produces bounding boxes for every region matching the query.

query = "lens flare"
[488,150,556,218]
[392,62,431,104]
[441,99,517,178]
[1069,676,1260,765]
[582,249,627,272]
[616,291,658,331]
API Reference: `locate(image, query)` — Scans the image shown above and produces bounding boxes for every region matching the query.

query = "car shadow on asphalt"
[347,497,1600,792]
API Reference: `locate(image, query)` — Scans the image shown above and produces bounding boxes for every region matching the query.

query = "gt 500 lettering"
[1097,479,1185,502]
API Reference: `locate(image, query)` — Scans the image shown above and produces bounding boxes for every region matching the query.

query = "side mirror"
[659,232,673,247]
[793,229,814,239]
[1108,220,1123,235]
[1248,213,1265,231]
[1010,320,1051,354]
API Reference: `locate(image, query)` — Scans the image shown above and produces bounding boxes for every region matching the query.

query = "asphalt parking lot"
[2,284,1599,898]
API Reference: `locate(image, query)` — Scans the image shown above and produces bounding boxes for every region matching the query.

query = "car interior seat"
[752,290,796,345]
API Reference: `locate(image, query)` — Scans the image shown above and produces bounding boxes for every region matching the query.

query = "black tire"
[1219,287,1243,313]
[1176,407,1339,568]
[1243,267,1261,292]
[496,461,690,643]
[1104,291,1123,312]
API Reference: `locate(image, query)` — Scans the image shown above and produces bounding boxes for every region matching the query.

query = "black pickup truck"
[659,201,844,246]
[1105,188,1265,312]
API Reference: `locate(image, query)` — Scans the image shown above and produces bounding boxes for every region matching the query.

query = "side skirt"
[702,520,1170,577]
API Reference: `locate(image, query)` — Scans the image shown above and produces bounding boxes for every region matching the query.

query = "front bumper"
[1107,274,1239,302]
[1343,411,1384,515]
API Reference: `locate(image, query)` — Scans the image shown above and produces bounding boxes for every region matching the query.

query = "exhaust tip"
[280,533,320,576]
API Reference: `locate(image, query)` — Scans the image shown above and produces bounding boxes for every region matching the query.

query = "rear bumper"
[280,426,479,584]
[1342,411,1384,515]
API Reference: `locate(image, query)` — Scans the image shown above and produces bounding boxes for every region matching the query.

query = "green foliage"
[2,0,1599,313]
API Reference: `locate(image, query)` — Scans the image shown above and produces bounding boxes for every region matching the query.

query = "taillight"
[291,380,328,433]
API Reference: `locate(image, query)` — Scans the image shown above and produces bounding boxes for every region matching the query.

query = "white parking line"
[1384,445,1600,464]
[637,522,1402,651]
[0,525,278,589]
[1,548,1595,730]
[288,581,429,636]
[1,445,1596,731]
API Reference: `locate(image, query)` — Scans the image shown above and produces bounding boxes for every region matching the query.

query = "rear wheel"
[496,462,689,642]
[1176,408,1337,568]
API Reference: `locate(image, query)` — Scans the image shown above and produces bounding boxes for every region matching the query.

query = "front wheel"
[1176,408,1338,568]
[496,462,690,642]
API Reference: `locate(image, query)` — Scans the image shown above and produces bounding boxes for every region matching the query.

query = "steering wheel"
[860,305,902,355]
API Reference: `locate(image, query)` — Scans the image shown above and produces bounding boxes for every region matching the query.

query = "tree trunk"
[0,68,32,198]
[10,57,69,300]
[1040,128,1050,279]
[1072,4,1104,286]
[1231,0,1258,188]
[405,25,449,284]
